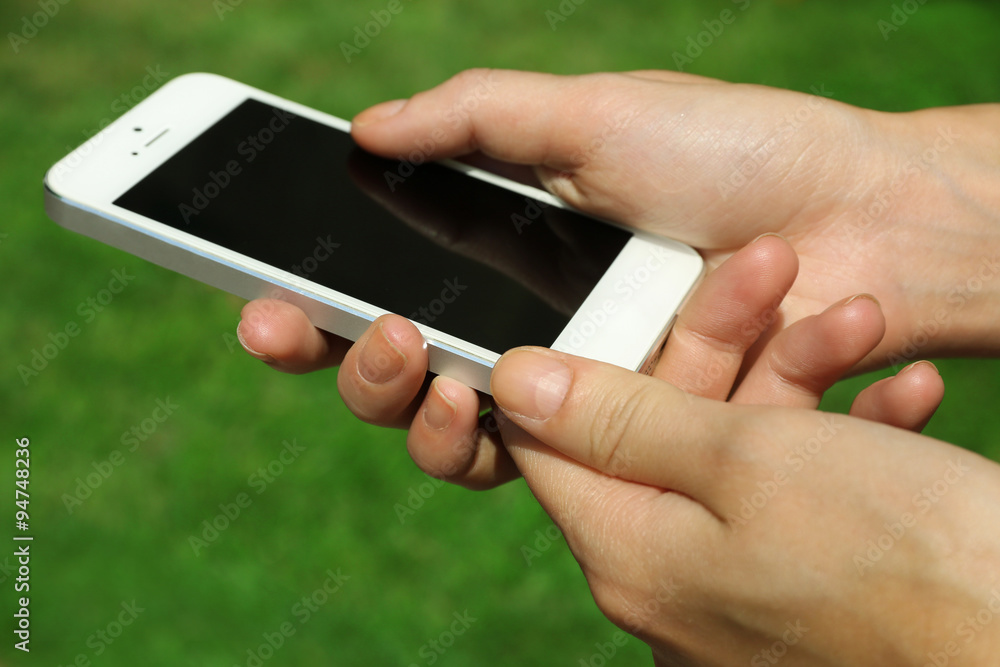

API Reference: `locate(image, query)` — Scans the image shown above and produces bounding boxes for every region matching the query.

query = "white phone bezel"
[44,73,703,393]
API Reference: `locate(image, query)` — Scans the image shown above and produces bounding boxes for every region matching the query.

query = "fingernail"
[236,321,276,363]
[423,378,458,431]
[751,232,787,244]
[352,99,408,128]
[900,360,939,376]
[359,322,407,384]
[491,348,572,421]
[841,293,881,309]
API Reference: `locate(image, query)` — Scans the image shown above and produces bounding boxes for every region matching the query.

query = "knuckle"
[448,67,498,89]
[706,408,783,481]
[585,381,659,476]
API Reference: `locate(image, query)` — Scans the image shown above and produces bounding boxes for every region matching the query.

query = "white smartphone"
[44,73,703,394]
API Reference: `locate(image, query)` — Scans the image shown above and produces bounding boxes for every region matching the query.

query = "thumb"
[490,347,732,509]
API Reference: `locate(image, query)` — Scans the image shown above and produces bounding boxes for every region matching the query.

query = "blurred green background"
[2,0,999,665]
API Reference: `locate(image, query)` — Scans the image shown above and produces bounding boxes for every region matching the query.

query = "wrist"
[865,104,1000,363]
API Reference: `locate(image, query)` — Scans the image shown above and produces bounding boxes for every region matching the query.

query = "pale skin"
[235,70,1000,664]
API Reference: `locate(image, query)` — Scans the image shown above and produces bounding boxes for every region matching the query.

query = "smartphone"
[44,73,703,394]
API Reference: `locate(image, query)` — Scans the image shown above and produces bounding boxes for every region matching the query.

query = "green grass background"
[1,0,999,665]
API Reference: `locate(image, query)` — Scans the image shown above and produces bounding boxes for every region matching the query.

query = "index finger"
[351,69,639,172]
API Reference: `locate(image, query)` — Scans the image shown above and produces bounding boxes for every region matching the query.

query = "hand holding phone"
[261,233,943,493]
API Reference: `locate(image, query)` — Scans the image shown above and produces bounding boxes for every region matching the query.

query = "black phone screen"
[114,99,630,354]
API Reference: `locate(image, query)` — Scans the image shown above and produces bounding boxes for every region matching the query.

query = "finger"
[850,361,944,432]
[732,294,885,408]
[491,347,736,512]
[406,379,521,490]
[654,234,797,399]
[352,69,631,172]
[336,315,430,429]
[237,299,350,374]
